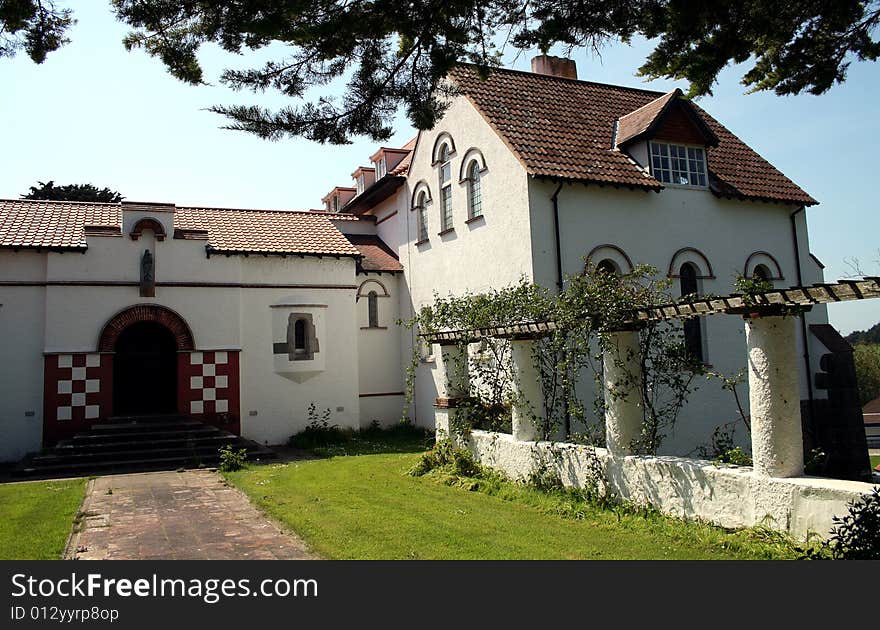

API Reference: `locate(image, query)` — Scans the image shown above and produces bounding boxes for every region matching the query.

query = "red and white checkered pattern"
[188,351,230,414]
[55,354,102,421]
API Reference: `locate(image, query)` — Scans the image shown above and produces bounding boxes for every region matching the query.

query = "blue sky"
[2,4,877,334]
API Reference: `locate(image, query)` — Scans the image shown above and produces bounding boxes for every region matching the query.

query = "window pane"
[441,163,450,184]
[441,186,452,230]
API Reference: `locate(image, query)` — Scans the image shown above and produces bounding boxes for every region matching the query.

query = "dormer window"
[650,142,707,187]
[356,176,365,195]
[375,156,386,179]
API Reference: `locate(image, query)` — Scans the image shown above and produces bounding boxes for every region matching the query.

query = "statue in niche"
[140,249,155,297]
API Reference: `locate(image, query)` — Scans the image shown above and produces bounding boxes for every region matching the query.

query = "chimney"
[531,55,578,80]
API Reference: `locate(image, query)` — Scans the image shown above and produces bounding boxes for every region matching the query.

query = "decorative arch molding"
[129,217,166,241]
[667,247,715,279]
[410,180,432,209]
[98,304,195,352]
[585,244,634,274]
[431,132,457,164]
[357,278,390,298]
[458,147,488,182]
[744,251,784,280]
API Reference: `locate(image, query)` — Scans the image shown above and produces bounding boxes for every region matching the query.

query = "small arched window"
[416,191,428,243]
[438,144,453,231]
[752,264,771,281]
[466,160,482,219]
[368,291,379,328]
[679,263,704,363]
[596,259,620,275]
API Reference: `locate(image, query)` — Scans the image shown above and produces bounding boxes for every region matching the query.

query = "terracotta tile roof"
[615,90,681,147]
[0,199,361,257]
[0,199,120,250]
[389,137,417,176]
[345,234,403,272]
[449,65,816,206]
[175,206,361,256]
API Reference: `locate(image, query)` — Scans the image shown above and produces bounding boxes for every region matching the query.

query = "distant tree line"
[22,180,124,203]
[848,322,880,405]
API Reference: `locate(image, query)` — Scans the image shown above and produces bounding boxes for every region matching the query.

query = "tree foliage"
[853,343,880,406]
[846,321,880,345]
[6,2,880,142]
[22,180,124,203]
[0,0,74,63]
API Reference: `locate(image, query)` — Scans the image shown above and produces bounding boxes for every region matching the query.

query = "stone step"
[14,448,276,478]
[64,426,221,445]
[53,433,239,454]
[89,419,207,432]
[29,442,266,466]
[14,414,274,478]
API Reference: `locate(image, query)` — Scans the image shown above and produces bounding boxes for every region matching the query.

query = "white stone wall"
[468,430,878,540]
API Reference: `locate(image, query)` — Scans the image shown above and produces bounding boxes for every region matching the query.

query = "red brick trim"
[98,304,195,352]
[129,217,166,241]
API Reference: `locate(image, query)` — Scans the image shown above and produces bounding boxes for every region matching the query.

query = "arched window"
[438,144,453,231]
[466,160,482,219]
[416,190,428,243]
[679,263,704,362]
[368,291,379,328]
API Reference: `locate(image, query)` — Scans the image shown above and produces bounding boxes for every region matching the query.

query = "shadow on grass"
[287,424,435,458]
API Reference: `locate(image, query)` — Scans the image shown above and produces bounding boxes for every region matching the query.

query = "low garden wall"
[467,430,877,540]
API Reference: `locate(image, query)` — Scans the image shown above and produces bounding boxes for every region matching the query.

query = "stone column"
[510,339,542,442]
[745,315,804,477]
[433,342,469,438]
[602,330,643,456]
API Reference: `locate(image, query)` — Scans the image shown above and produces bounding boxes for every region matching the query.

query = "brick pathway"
[66,470,315,560]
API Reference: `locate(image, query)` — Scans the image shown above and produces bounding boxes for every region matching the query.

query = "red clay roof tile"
[345,234,403,272]
[449,65,816,206]
[0,200,361,257]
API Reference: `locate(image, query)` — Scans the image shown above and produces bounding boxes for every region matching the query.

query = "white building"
[0,56,834,462]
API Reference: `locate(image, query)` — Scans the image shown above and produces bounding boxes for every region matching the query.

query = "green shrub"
[826,488,880,560]
[409,440,483,478]
[218,445,248,472]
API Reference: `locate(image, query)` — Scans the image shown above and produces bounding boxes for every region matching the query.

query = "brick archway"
[98,304,195,352]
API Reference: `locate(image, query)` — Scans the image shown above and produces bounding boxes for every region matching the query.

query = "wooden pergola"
[421,277,880,344]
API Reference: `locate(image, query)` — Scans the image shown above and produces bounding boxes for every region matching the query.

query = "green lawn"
[871,455,880,470]
[225,437,804,560]
[0,478,86,559]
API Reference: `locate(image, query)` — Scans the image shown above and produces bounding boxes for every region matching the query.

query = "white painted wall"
[528,180,829,454]
[0,209,364,460]
[400,95,534,427]
[467,430,878,541]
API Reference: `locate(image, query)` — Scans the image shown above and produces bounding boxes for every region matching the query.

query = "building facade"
[0,56,834,462]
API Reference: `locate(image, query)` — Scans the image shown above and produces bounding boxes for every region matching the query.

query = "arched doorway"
[113,321,178,415]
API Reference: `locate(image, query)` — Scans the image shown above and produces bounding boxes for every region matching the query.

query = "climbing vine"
[403,262,706,454]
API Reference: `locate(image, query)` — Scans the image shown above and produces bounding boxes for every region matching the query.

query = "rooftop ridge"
[451,62,669,97]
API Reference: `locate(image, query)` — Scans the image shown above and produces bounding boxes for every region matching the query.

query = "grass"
[871,455,879,470]
[226,430,806,560]
[0,478,86,559]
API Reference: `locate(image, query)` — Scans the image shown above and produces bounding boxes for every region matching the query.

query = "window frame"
[466,159,483,219]
[415,191,429,243]
[649,141,708,189]
[438,144,453,232]
[679,262,706,364]
[367,291,379,328]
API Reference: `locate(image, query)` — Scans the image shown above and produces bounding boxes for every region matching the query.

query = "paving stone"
[66,470,315,560]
